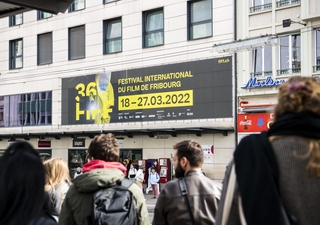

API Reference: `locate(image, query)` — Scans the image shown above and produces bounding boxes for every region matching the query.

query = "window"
[0,91,52,127]
[38,33,53,65]
[104,18,122,54]
[250,0,272,13]
[143,8,164,48]
[69,25,85,60]
[37,11,52,20]
[315,29,320,72]
[9,14,23,26]
[9,39,23,69]
[251,46,272,77]
[69,0,85,12]
[68,149,87,178]
[188,0,212,40]
[278,34,301,75]
[104,0,118,3]
[276,0,300,8]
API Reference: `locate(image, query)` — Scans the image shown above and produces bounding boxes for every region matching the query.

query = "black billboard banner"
[61,57,232,125]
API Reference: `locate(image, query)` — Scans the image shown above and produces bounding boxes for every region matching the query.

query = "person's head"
[123,159,128,165]
[153,160,158,166]
[274,76,320,121]
[97,71,111,92]
[88,133,119,162]
[0,141,45,224]
[173,140,204,178]
[43,158,71,191]
[130,164,134,169]
[77,167,82,173]
[151,167,156,173]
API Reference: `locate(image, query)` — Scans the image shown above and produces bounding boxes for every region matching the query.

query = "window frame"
[37,11,52,20]
[103,0,118,3]
[9,38,23,70]
[68,25,86,60]
[187,0,213,41]
[69,0,86,12]
[251,46,273,77]
[278,33,301,75]
[250,0,272,13]
[314,29,320,72]
[142,8,164,48]
[103,17,122,54]
[9,14,23,27]
[37,32,53,65]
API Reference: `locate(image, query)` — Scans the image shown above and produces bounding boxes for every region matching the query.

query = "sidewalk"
[144,192,158,213]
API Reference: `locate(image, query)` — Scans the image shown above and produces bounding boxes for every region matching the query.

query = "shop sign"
[61,56,233,125]
[202,145,214,154]
[72,139,85,147]
[38,140,51,148]
[241,76,285,89]
[238,113,273,132]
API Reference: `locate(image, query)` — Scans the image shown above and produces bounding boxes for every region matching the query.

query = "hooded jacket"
[59,160,150,225]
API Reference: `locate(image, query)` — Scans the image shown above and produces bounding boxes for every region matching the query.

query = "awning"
[239,102,275,113]
[0,0,73,18]
[212,34,278,53]
[241,107,275,113]
[0,127,234,141]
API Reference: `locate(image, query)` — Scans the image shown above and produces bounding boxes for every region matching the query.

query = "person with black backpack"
[59,133,150,225]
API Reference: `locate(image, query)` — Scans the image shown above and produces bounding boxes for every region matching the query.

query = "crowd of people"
[0,76,320,225]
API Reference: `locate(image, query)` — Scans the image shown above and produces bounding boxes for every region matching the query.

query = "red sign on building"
[238,113,274,133]
[38,140,51,148]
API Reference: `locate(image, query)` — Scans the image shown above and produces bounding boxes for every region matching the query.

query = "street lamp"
[282,19,306,28]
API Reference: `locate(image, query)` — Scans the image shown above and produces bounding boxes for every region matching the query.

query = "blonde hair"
[273,76,320,177]
[44,158,71,192]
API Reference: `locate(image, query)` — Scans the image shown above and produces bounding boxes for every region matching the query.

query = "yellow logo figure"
[94,72,114,124]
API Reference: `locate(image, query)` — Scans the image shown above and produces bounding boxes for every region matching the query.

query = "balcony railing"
[277,68,301,76]
[313,65,320,73]
[250,70,273,78]
[276,0,300,8]
[250,3,272,13]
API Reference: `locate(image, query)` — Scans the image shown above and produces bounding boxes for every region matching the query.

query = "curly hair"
[274,76,320,120]
[273,76,320,177]
[88,133,119,162]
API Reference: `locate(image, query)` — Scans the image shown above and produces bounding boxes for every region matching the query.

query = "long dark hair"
[0,141,45,224]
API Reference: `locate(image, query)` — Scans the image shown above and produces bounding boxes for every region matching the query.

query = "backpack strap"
[121,178,134,188]
[178,178,196,225]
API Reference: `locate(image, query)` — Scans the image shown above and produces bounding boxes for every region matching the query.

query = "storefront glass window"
[68,149,87,178]
[38,150,52,162]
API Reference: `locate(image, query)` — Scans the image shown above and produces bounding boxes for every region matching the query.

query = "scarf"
[82,159,127,176]
[234,112,320,225]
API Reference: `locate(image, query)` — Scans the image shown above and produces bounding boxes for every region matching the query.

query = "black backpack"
[92,178,137,225]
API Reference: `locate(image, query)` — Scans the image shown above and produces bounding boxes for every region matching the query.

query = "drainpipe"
[233,0,238,145]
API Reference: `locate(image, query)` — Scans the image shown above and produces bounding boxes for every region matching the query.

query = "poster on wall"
[61,57,232,125]
[238,113,274,133]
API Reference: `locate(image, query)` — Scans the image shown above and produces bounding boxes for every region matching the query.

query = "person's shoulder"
[127,180,146,207]
[127,180,143,195]
[161,179,178,191]
[28,217,57,225]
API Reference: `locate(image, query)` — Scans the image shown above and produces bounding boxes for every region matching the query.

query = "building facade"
[236,0,320,140]
[0,0,235,180]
